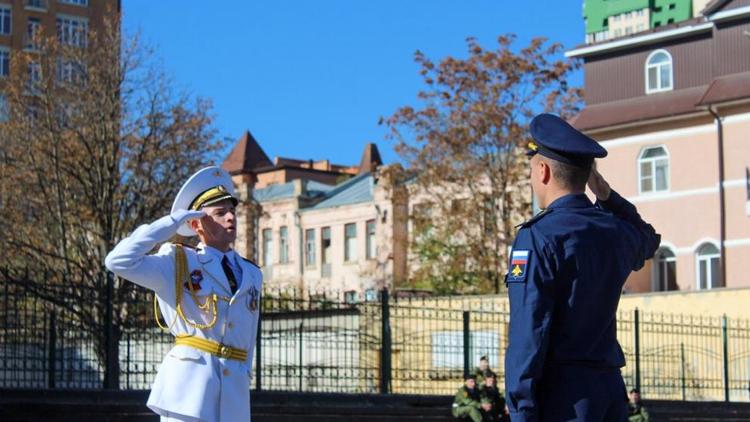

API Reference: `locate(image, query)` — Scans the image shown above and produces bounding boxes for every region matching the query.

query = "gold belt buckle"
[219,345,231,358]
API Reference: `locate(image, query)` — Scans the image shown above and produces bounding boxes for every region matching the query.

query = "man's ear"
[541,159,552,185]
[190,218,201,234]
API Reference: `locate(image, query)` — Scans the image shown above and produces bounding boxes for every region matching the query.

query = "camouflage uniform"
[628,402,650,422]
[452,385,482,422]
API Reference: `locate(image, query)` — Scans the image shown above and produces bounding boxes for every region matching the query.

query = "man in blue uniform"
[504,114,660,422]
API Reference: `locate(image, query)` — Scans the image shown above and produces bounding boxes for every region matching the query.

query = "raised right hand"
[587,161,612,201]
[170,209,206,225]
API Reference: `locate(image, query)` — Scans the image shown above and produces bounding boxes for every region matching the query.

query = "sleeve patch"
[506,250,530,283]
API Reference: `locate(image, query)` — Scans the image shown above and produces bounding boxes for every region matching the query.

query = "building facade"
[222,132,408,299]
[584,0,712,43]
[0,0,119,118]
[568,0,750,293]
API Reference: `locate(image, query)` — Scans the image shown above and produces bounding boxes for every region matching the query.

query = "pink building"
[567,0,750,293]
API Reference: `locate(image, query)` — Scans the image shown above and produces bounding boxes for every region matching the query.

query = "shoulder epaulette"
[240,256,260,269]
[516,208,553,228]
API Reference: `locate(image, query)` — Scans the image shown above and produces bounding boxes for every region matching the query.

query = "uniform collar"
[199,243,236,262]
[546,193,592,210]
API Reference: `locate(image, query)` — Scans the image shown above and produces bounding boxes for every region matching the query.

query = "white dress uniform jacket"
[105,213,262,422]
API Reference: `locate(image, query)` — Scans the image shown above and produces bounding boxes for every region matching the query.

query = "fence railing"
[1,277,749,401]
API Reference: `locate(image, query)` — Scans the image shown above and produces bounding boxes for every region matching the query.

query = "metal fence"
[1,277,749,401]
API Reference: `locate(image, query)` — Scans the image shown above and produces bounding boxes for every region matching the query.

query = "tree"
[381,35,581,294]
[0,14,222,386]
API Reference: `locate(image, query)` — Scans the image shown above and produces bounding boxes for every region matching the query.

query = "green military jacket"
[628,403,650,422]
[453,385,482,409]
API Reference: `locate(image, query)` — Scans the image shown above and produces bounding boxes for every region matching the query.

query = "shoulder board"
[240,256,260,269]
[516,208,553,228]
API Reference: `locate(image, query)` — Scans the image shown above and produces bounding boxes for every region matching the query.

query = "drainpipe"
[707,106,727,288]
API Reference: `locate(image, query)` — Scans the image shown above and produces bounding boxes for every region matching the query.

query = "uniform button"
[228,322,234,329]
[223,369,230,376]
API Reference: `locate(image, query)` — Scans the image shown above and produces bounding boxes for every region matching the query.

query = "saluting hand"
[587,161,611,201]
[171,209,206,225]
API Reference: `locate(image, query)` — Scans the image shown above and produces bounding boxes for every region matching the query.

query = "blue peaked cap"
[527,113,607,167]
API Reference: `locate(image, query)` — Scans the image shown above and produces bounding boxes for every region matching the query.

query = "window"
[0,95,8,122]
[637,23,645,32]
[27,62,42,92]
[26,0,48,10]
[625,26,633,35]
[667,18,674,24]
[321,227,331,277]
[344,290,357,304]
[305,228,316,267]
[696,243,721,290]
[669,3,676,10]
[366,220,376,260]
[26,18,42,50]
[638,146,669,194]
[0,48,9,77]
[637,9,645,16]
[344,223,357,262]
[279,226,288,264]
[0,6,11,35]
[59,0,88,5]
[653,247,677,291]
[365,288,378,302]
[654,21,661,27]
[57,15,88,47]
[613,14,621,22]
[262,228,273,266]
[614,28,623,37]
[56,58,86,85]
[646,50,673,93]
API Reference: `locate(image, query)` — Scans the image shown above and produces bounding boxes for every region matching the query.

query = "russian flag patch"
[507,250,530,283]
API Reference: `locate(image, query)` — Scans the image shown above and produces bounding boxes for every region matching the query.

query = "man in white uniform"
[106,166,262,422]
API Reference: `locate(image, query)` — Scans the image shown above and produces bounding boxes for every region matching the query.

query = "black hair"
[547,159,591,191]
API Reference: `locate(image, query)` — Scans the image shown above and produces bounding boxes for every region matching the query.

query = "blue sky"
[122,1,585,167]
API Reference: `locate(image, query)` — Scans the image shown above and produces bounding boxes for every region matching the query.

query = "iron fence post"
[255,311,262,391]
[680,342,686,401]
[634,308,641,393]
[722,314,729,402]
[47,309,56,389]
[463,311,471,379]
[103,270,118,389]
[299,321,304,391]
[379,289,392,394]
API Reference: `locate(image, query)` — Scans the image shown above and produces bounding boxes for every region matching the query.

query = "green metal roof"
[253,180,334,202]
[304,172,374,211]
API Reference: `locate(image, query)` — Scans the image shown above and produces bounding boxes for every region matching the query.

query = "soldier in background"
[453,374,484,422]
[628,389,650,422]
[474,355,493,386]
[480,373,508,422]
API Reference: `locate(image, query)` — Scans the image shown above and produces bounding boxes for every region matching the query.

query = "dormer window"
[646,50,673,94]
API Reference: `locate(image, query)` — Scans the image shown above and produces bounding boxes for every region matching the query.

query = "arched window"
[638,146,669,194]
[646,50,673,94]
[696,243,722,290]
[653,247,677,291]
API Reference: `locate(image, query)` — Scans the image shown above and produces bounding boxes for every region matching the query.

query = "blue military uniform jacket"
[504,191,659,421]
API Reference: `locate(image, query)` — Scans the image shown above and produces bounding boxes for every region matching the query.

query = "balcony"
[24,0,48,11]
